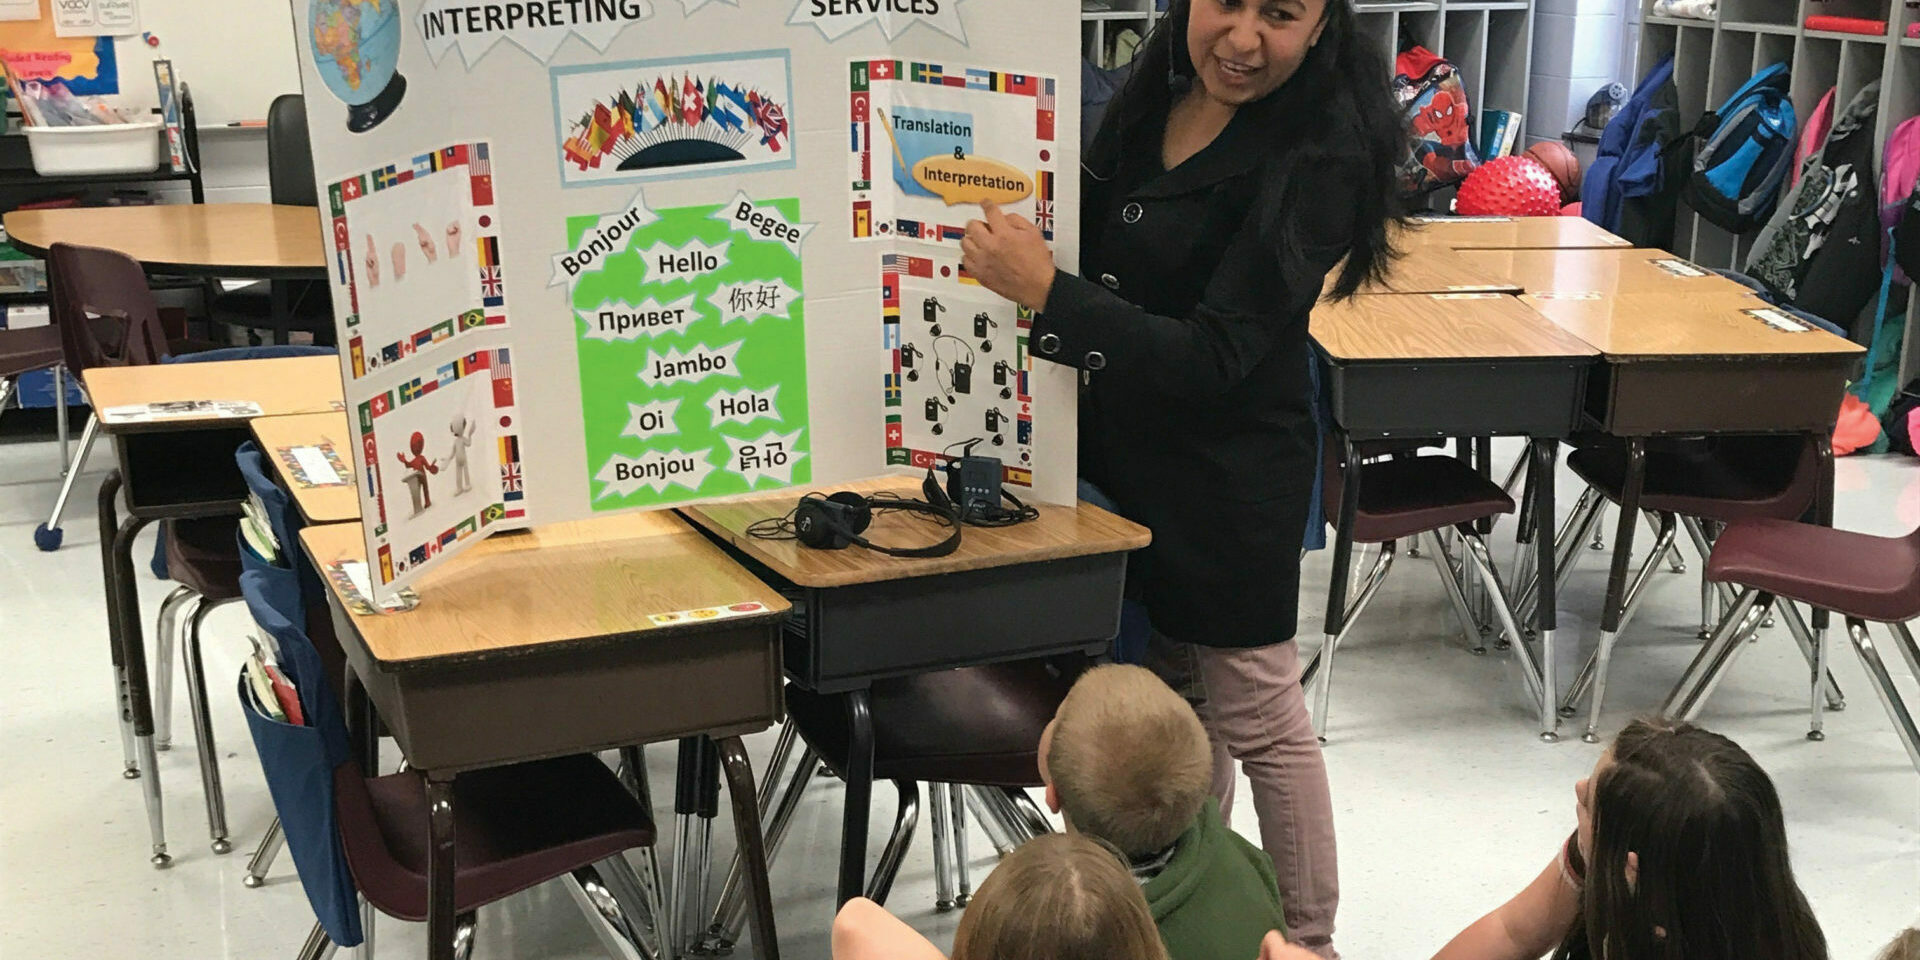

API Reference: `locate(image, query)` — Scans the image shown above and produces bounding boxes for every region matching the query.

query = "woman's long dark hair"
[1093,0,1407,299]
[1555,718,1829,960]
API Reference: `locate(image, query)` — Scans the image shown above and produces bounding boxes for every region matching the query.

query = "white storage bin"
[24,120,164,176]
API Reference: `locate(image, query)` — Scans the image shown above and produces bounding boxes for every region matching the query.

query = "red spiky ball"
[1455,156,1564,217]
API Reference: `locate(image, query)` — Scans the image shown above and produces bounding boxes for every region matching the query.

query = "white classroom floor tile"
[1,429,1915,959]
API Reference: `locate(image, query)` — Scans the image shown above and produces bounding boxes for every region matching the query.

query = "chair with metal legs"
[1552,434,1842,743]
[698,658,1076,953]
[1661,516,1920,772]
[1308,445,1547,741]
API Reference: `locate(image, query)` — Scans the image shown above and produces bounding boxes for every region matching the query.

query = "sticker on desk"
[100,400,265,424]
[1743,307,1810,333]
[1431,292,1505,300]
[648,601,771,627]
[1651,258,1709,278]
[277,444,352,488]
[1531,290,1602,301]
[1443,285,1507,293]
[1411,215,1512,223]
[324,560,421,615]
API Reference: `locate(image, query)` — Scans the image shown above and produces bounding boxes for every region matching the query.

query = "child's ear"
[1045,781,1061,815]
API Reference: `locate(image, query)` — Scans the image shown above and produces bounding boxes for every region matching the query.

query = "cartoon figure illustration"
[363,234,380,288]
[395,430,438,516]
[444,414,475,496]
[413,223,439,264]
[445,219,462,258]
[391,241,408,282]
[1408,86,1477,185]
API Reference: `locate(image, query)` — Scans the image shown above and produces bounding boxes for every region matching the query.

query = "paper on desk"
[281,444,349,488]
[101,400,264,424]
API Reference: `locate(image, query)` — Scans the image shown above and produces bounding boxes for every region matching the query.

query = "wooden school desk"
[1521,289,1866,741]
[1342,243,1524,296]
[1311,292,1600,740]
[683,481,1150,906]
[84,355,342,865]
[4,203,328,344]
[301,515,790,960]
[1397,215,1633,251]
[1456,247,1752,299]
[249,412,359,525]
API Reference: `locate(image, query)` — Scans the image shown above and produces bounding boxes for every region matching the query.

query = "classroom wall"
[1527,0,1634,142]
[146,131,270,204]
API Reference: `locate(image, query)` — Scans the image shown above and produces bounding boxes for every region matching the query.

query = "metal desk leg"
[426,774,459,960]
[1530,439,1560,743]
[669,738,703,959]
[1313,435,1362,743]
[693,738,720,955]
[271,281,291,346]
[1582,438,1646,744]
[112,514,168,865]
[717,736,780,960]
[837,689,875,907]
[96,471,141,780]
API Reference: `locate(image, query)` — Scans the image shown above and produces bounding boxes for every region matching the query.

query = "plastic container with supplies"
[24,119,163,176]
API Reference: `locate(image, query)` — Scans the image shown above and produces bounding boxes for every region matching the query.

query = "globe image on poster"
[310,0,407,134]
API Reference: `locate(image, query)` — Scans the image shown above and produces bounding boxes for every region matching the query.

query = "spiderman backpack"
[1394,45,1479,197]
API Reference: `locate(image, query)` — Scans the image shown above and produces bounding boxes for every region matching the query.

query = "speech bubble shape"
[418,0,654,66]
[711,193,815,257]
[581,292,702,342]
[913,153,1032,206]
[637,238,729,285]
[599,296,696,338]
[551,189,659,288]
[593,447,717,500]
[723,428,807,488]
[677,0,736,11]
[621,398,683,440]
[710,279,801,326]
[786,0,966,41]
[638,341,745,388]
[707,385,781,428]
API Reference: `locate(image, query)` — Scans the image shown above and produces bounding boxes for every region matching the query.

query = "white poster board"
[290,0,1080,599]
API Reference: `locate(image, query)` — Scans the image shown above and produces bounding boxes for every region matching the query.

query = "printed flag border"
[880,250,1035,487]
[354,347,525,590]
[326,140,510,381]
[849,60,1057,246]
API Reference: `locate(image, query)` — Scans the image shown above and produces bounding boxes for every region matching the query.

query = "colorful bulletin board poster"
[0,0,118,94]
[291,0,1080,601]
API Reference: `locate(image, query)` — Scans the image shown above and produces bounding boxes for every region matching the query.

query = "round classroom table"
[3,203,327,280]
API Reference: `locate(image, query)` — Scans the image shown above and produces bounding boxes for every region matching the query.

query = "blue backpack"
[1685,62,1796,233]
[1580,57,1683,245]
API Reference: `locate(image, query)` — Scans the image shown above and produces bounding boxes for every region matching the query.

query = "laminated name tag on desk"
[101,399,265,424]
[280,444,350,488]
[1743,307,1809,333]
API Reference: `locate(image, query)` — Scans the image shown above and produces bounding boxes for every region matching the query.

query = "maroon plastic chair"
[765,658,1076,917]
[295,753,662,960]
[1310,448,1547,742]
[34,243,179,552]
[1662,517,1920,774]
[1554,434,1839,743]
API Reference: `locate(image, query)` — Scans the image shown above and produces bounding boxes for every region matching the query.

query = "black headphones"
[782,491,963,558]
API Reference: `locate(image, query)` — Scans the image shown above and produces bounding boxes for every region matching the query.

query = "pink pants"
[1153,639,1341,959]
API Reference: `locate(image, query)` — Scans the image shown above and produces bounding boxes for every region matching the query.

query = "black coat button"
[1122,203,1143,224]
[1038,333,1061,355]
[1084,351,1108,370]
[1100,273,1119,289]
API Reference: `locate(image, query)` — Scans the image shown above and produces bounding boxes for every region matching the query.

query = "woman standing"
[961,2,1404,956]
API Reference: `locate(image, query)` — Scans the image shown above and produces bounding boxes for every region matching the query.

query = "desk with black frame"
[681,480,1150,908]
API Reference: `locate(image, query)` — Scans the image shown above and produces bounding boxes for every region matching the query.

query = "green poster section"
[568,198,811,509]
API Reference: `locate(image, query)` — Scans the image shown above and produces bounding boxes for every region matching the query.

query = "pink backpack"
[1792,88,1834,190]
[1881,115,1920,283]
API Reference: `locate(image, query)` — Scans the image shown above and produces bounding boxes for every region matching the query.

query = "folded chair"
[1663,517,1920,774]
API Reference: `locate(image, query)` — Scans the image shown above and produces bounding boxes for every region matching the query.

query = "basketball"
[1455,156,1564,217]
[1523,141,1583,202]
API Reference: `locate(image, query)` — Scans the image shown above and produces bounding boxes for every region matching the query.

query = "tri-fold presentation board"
[291,0,1081,599]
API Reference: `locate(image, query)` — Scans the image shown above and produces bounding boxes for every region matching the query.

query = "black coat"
[1031,67,1360,648]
